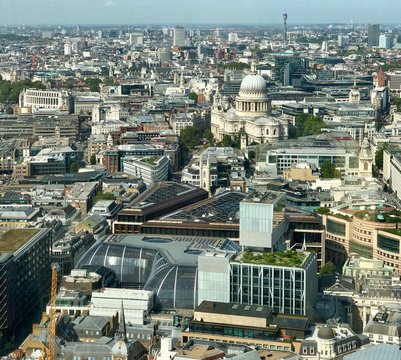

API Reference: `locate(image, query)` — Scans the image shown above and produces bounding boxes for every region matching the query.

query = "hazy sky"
[0,0,400,25]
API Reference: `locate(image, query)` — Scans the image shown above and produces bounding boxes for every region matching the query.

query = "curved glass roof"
[77,235,239,310]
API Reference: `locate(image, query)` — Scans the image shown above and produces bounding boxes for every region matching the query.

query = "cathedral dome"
[240,74,267,93]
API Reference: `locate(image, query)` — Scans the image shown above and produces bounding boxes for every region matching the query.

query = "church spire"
[118,301,127,341]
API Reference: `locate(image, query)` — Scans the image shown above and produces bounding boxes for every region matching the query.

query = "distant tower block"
[283,11,288,46]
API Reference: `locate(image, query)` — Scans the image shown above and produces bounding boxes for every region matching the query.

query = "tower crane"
[41,263,59,360]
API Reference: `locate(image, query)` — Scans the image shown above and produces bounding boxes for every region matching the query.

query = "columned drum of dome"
[235,63,272,118]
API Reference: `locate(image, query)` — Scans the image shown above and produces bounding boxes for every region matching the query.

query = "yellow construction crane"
[41,263,59,360]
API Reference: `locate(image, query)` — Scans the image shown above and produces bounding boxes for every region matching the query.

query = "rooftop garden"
[140,156,159,166]
[354,209,401,223]
[0,228,40,252]
[241,249,307,267]
[382,228,401,237]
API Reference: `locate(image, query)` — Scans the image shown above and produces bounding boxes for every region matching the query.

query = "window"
[377,235,400,254]
[326,219,346,236]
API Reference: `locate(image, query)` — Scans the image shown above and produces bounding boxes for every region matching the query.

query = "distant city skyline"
[0,0,401,26]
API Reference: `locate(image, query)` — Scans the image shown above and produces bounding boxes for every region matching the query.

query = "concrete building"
[62,268,119,298]
[66,182,100,215]
[300,321,368,360]
[61,306,148,360]
[52,232,95,281]
[322,208,401,270]
[264,133,360,176]
[181,147,245,192]
[129,32,144,46]
[89,200,124,224]
[182,301,310,351]
[0,229,52,342]
[90,288,154,325]
[379,33,393,49]
[19,88,73,113]
[123,156,170,186]
[282,162,319,181]
[363,306,401,345]
[367,24,380,47]
[343,343,401,360]
[198,249,318,316]
[239,191,287,250]
[113,182,208,234]
[173,26,186,47]
[386,73,401,92]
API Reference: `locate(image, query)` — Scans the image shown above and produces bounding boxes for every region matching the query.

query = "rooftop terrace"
[0,228,40,253]
[239,250,308,268]
[354,208,401,223]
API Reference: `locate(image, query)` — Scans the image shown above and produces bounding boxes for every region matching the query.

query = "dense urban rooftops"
[0,228,40,252]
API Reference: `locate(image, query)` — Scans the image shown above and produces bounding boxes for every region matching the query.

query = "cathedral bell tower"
[358,134,373,178]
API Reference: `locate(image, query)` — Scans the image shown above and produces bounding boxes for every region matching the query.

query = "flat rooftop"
[130,182,205,209]
[196,301,272,319]
[160,191,247,224]
[0,228,40,253]
[242,191,284,205]
[238,250,310,268]
[104,234,236,266]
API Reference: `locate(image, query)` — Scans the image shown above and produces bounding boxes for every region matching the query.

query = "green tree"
[179,126,201,152]
[70,162,79,173]
[375,143,389,170]
[103,77,118,86]
[84,77,101,92]
[319,261,336,276]
[188,92,198,103]
[0,78,45,104]
[203,128,214,144]
[316,207,330,215]
[391,97,401,112]
[90,154,97,165]
[221,135,233,147]
[294,114,326,138]
[320,161,341,179]
[220,62,250,70]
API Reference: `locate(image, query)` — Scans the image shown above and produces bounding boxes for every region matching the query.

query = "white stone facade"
[19,88,72,113]
[211,64,289,145]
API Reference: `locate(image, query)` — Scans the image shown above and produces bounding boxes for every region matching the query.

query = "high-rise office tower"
[173,26,186,47]
[379,33,393,49]
[368,24,380,47]
[283,11,288,45]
